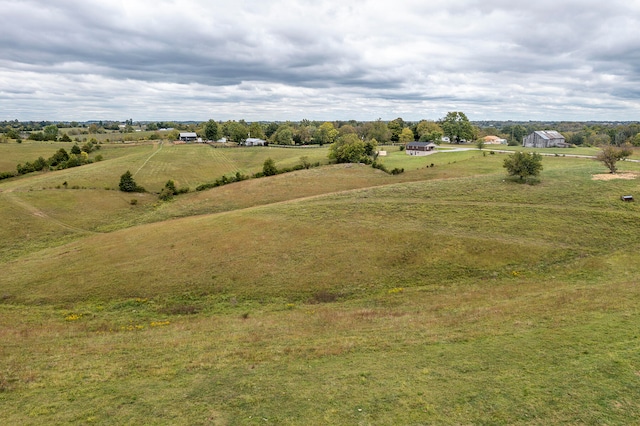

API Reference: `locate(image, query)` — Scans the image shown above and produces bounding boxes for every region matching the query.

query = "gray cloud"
[1,0,639,121]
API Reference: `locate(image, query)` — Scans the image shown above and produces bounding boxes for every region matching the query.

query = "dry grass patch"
[592,172,638,180]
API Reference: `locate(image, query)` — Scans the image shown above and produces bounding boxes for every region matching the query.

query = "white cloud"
[0,0,639,121]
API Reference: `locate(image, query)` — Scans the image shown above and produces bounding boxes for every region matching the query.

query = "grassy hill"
[1,142,640,424]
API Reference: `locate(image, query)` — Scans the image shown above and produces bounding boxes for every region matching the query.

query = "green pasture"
[2,142,640,424]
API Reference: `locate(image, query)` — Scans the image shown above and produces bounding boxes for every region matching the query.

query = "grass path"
[2,191,96,235]
[133,141,163,177]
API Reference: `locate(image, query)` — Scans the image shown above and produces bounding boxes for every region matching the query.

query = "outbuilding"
[522,131,568,148]
[178,132,198,142]
[245,138,267,146]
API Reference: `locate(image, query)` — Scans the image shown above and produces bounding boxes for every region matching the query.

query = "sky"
[1,0,640,122]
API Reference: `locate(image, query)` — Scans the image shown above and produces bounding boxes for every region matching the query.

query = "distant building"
[522,131,568,148]
[406,141,437,156]
[483,135,507,145]
[245,138,266,146]
[178,132,198,142]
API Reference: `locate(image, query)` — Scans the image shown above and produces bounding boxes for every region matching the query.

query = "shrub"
[263,158,278,176]
[119,170,145,192]
[0,171,16,180]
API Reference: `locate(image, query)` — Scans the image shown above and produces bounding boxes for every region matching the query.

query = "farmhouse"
[178,132,198,142]
[245,138,267,146]
[406,141,437,156]
[522,130,569,148]
[483,135,507,145]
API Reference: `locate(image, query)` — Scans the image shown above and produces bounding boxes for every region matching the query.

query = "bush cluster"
[158,180,190,200]
[15,146,96,175]
[196,172,249,191]
[372,161,404,175]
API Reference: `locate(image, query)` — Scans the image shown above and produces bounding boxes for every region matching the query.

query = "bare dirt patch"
[592,172,638,181]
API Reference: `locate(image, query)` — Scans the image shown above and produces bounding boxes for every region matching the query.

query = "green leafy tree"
[204,119,219,141]
[272,125,294,145]
[48,148,69,167]
[387,117,405,142]
[60,133,72,142]
[248,122,266,140]
[416,120,443,143]
[329,133,367,163]
[363,119,391,143]
[43,125,59,141]
[314,122,339,145]
[159,180,178,201]
[476,139,485,150]
[263,158,278,176]
[399,127,414,143]
[440,111,473,144]
[71,144,82,155]
[596,145,633,173]
[119,170,144,192]
[503,151,543,181]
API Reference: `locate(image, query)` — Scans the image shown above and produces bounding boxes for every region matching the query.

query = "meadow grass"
[1,143,640,424]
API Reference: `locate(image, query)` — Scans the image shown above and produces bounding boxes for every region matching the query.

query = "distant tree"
[476,139,485,150]
[264,122,279,138]
[387,117,405,142]
[71,144,82,155]
[440,112,473,143]
[204,119,219,141]
[48,148,69,167]
[503,124,528,145]
[248,122,266,140]
[119,170,145,192]
[314,122,339,146]
[416,120,443,143]
[263,158,278,176]
[329,133,367,163]
[60,133,72,142]
[300,156,311,169]
[224,121,248,143]
[364,119,391,143]
[503,151,543,181]
[596,145,633,173]
[146,122,158,131]
[272,125,294,145]
[398,127,414,143]
[6,129,20,140]
[159,180,178,201]
[43,125,59,141]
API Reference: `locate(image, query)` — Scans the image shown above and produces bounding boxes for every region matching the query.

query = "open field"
[2,143,640,424]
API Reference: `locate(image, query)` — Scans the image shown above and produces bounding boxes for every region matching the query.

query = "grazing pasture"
[1,142,640,424]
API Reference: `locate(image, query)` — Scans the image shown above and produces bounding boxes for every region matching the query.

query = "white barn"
[245,138,267,146]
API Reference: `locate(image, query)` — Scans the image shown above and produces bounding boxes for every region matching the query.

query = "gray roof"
[407,141,436,147]
[179,132,197,137]
[533,130,564,140]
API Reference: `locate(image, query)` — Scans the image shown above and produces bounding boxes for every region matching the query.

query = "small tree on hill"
[263,158,278,176]
[596,145,632,173]
[503,151,543,182]
[119,170,145,192]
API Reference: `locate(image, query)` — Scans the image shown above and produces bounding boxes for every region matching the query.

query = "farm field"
[1,142,640,424]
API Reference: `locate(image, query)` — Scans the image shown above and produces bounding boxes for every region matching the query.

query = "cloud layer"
[1,0,639,121]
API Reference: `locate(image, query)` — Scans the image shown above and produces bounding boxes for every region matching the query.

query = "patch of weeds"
[309,290,338,304]
[158,304,199,315]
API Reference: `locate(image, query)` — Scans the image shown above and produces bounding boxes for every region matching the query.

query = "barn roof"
[534,130,564,140]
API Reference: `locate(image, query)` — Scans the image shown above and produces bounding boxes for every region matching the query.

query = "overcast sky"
[1,0,639,122]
